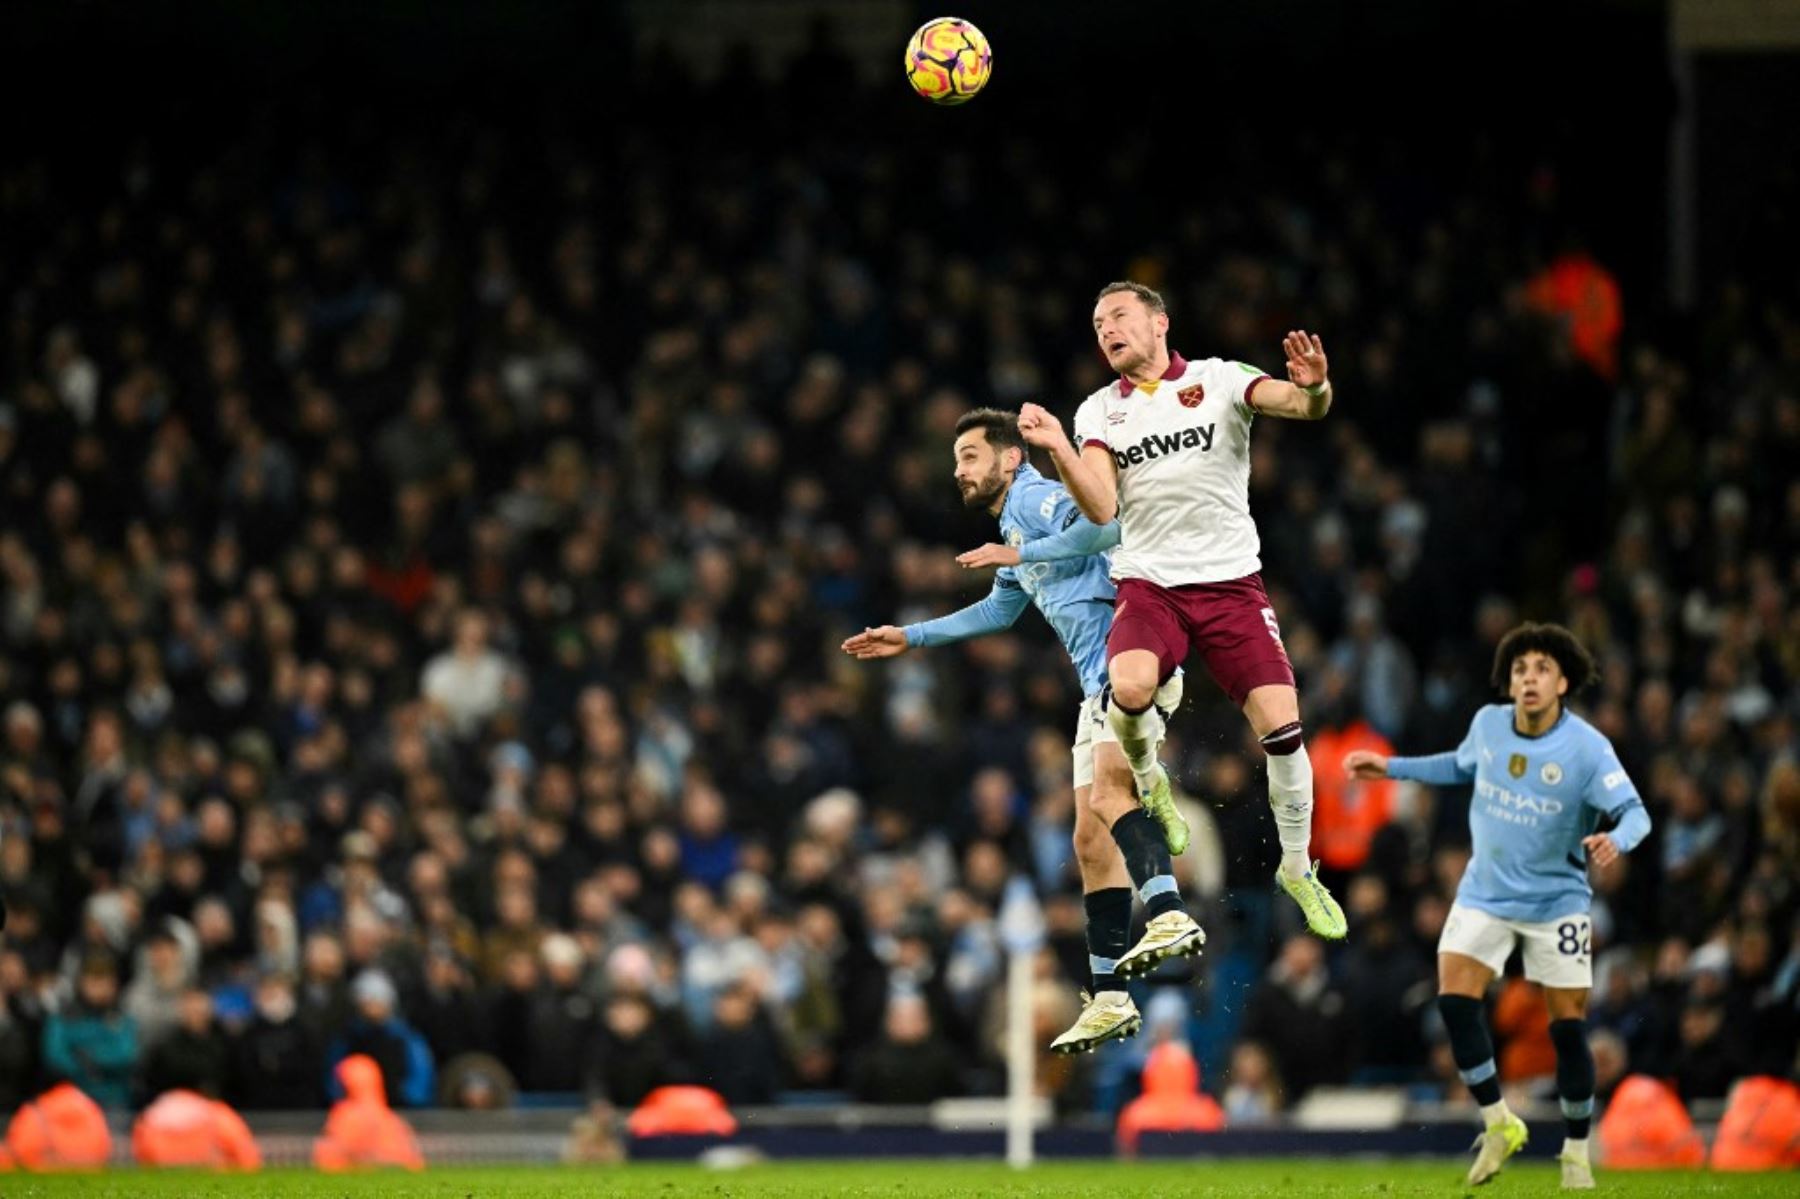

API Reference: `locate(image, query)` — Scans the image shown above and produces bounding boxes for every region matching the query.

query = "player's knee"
[1108,674,1157,714]
[1083,775,1128,820]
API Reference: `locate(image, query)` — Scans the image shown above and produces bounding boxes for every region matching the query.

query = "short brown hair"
[954,407,1025,455]
[1095,281,1167,314]
[1491,622,1596,694]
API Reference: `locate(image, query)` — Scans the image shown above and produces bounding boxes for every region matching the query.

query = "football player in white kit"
[1018,281,1348,967]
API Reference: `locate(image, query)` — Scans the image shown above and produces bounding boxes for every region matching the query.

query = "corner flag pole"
[998,876,1045,1169]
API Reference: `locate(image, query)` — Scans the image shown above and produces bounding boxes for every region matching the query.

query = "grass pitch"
[1,1160,1788,1197]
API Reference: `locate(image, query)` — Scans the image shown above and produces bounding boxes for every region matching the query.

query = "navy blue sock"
[1550,1018,1595,1138]
[1439,993,1503,1107]
[1084,888,1132,995]
[1109,809,1182,919]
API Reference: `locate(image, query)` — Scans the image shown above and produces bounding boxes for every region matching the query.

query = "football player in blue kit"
[1345,623,1651,1189]
[843,408,1194,1054]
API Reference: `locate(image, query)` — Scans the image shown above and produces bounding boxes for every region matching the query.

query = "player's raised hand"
[841,626,909,659]
[1343,749,1390,779]
[1283,330,1329,389]
[1581,833,1621,868]
[1017,403,1068,450]
[956,543,1021,570]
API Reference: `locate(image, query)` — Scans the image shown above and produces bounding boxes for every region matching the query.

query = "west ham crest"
[1177,383,1205,408]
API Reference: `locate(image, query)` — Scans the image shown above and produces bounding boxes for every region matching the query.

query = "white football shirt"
[1071,352,1271,587]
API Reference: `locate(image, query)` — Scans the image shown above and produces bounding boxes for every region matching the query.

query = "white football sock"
[1266,741,1315,879]
[1563,1137,1589,1161]
[1106,700,1165,795]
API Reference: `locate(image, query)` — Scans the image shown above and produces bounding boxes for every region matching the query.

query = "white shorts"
[1071,693,1119,790]
[1439,902,1593,989]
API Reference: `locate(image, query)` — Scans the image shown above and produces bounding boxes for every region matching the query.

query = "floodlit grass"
[1,1159,1792,1197]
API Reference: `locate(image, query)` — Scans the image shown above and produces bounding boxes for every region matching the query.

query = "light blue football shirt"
[904,464,1118,697]
[1387,704,1652,923]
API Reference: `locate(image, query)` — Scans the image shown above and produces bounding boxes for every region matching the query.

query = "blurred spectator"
[121,920,195,1052]
[42,954,138,1109]
[313,1054,425,1171]
[421,611,512,739]
[1336,877,1431,1080]
[131,1088,261,1170]
[413,946,490,1067]
[1222,1041,1284,1120]
[1240,936,1349,1102]
[230,974,324,1110]
[849,994,963,1104]
[1306,703,1398,880]
[140,987,229,1101]
[1117,1042,1226,1150]
[1672,1000,1747,1102]
[324,970,435,1109]
[440,1052,518,1110]
[1492,978,1557,1085]
[1,1081,113,1170]
[523,934,599,1093]
[1589,1028,1629,1100]
[695,983,786,1106]
[588,992,679,1108]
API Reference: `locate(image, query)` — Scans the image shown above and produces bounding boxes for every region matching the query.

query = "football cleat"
[1139,763,1190,857]
[1558,1149,1595,1190]
[1115,911,1206,979]
[1467,1111,1529,1186]
[1277,861,1348,941]
[1050,990,1142,1055]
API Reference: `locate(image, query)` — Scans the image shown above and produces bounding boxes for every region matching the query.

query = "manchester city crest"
[1541,762,1564,785]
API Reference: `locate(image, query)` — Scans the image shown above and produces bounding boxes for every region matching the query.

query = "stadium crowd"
[0,43,1796,1123]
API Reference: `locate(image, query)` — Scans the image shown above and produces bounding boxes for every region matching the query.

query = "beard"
[960,465,1006,509]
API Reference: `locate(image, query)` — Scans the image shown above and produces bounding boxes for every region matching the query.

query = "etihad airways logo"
[1475,777,1566,820]
[1113,423,1215,469]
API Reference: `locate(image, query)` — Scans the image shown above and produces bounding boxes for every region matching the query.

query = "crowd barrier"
[44,1097,1730,1168]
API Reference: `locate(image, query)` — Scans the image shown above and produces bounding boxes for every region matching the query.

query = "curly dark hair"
[1490,622,1597,695]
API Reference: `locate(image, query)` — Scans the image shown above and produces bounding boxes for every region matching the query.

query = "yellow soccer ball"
[904,17,992,105]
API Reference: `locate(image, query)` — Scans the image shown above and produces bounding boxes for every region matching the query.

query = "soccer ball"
[904,17,992,105]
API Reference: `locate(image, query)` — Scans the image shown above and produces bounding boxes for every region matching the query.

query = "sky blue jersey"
[1387,704,1652,923]
[903,464,1118,697]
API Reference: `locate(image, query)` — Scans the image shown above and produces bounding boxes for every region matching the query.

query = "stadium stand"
[0,1,1794,1147]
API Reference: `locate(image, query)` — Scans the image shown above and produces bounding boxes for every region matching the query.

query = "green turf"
[0,1160,1790,1197]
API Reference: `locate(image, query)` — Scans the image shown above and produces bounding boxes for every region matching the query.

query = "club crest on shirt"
[1541,762,1564,785]
[1508,753,1527,779]
[1177,383,1205,408]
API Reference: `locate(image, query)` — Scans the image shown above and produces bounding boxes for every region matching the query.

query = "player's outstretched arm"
[1343,750,1391,779]
[1247,331,1334,421]
[1018,403,1119,524]
[955,543,1020,570]
[1360,743,1476,785]
[841,626,910,659]
[845,580,1033,660]
[1018,513,1119,563]
[958,511,1119,569]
